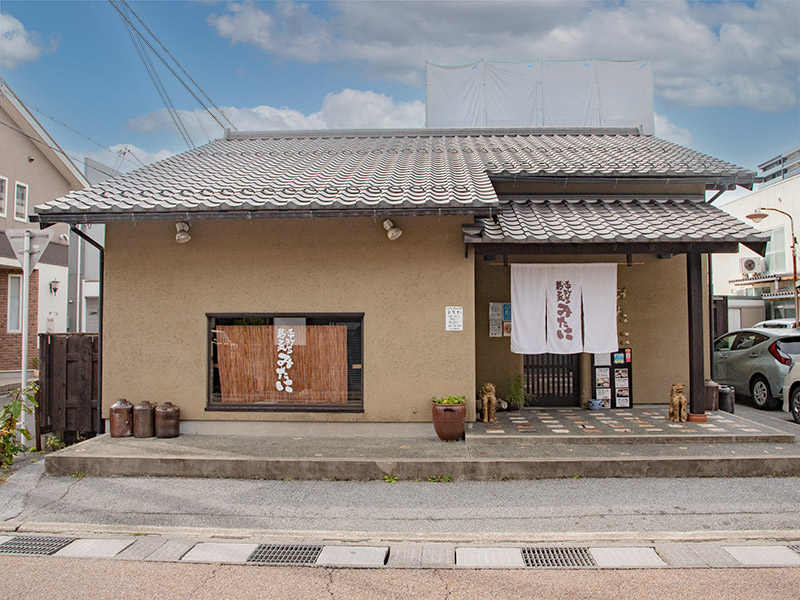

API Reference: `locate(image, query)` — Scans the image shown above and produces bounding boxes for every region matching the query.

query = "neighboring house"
[34,127,764,434]
[712,148,800,331]
[0,80,88,372]
[65,157,118,333]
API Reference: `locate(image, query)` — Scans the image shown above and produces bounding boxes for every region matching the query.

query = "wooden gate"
[37,333,100,448]
[524,353,580,407]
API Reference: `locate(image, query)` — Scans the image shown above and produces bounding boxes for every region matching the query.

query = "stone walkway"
[468,406,793,443]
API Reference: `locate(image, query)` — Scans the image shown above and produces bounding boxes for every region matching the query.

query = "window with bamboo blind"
[207,314,363,412]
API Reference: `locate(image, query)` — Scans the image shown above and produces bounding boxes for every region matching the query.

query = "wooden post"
[687,250,707,422]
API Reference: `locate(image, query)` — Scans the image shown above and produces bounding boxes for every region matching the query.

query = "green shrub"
[1,382,38,469]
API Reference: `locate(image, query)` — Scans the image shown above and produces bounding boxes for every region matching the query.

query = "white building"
[712,148,800,331]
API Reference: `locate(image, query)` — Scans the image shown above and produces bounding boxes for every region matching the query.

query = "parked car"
[781,362,800,423]
[752,318,799,330]
[713,328,800,410]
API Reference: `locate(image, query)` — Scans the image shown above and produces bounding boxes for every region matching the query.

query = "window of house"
[0,177,7,217]
[14,182,28,222]
[208,314,363,412]
[765,226,786,273]
[7,274,22,333]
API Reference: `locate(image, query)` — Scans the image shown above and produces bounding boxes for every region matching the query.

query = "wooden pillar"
[686,250,707,421]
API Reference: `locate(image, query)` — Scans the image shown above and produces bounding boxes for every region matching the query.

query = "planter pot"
[432,402,466,442]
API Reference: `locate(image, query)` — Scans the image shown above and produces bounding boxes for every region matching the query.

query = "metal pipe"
[20,230,31,443]
[70,226,104,434]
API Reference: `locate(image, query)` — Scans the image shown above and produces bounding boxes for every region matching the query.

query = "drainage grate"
[789,545,800,555]
[0,536,75,556]
[521,547,597,568]
[246,544,323,565]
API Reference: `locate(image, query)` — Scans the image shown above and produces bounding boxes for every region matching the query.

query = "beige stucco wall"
[475,253,711,405]
[103,216,476,422]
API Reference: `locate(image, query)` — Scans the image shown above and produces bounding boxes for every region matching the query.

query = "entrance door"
[524,354,581,407]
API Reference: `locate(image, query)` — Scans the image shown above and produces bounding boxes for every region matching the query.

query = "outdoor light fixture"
[49,279,60,295]
[382,219,403,241]
[746,202,799,328]
[175,222,191,244]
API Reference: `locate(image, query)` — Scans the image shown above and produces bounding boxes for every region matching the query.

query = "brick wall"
[0,267,39,371]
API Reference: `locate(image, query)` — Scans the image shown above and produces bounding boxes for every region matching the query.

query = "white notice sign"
[445,306,463,331]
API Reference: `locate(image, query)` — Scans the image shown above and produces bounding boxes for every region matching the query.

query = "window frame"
[0,176,7,218]
[206,312,365,413]
[7,274,22,333]
[13,181,28,223]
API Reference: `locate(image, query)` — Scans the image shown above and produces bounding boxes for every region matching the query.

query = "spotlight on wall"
[49,279,60,295]
[175,222,191,244]
[382,219,403,241]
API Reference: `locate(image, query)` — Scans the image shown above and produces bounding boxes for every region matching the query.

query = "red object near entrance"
[432,402,466,442]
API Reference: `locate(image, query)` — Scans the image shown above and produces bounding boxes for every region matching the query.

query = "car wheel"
[750,376,778,410]
[791,388,800,424]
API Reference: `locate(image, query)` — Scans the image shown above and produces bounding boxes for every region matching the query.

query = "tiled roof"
[466,196,769,246]
[35,128,756,222]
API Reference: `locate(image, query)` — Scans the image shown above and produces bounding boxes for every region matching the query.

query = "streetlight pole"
[746,205,800,328]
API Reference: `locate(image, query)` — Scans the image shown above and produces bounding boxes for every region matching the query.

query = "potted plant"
[432,395,466,442]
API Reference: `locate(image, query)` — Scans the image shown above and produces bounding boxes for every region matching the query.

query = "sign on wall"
[489,302,511,338]
[446,306,464,331]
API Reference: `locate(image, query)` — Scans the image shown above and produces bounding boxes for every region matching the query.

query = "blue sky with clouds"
[1,0,798,184]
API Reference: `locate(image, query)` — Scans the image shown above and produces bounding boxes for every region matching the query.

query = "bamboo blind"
[216,325,348,404]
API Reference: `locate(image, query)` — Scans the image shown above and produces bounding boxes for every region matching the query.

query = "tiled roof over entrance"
[35,128,756,223]
[466,196,769,248]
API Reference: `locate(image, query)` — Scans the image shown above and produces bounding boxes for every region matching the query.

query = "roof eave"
[32,204,497,226]
[488,173,757,190]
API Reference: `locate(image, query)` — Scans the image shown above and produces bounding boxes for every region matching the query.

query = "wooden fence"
[37,333,100,448]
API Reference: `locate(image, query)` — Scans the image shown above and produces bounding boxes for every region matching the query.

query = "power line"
[117,2,195,149]
[108,0,234,136]
[119,0,236,131]
[9,95,144,171]
[0,119,125,180]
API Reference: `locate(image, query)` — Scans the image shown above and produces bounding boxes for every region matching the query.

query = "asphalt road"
[1,556,798,600]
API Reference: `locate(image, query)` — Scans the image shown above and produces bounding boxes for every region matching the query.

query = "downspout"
[70,226,104,435]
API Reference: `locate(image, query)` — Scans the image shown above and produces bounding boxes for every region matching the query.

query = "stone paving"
[2,533,800,570]
[469,406,792,442]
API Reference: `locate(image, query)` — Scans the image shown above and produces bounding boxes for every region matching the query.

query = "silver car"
[713,328,800,410]
[781,362,800,423]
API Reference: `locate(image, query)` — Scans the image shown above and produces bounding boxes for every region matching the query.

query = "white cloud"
[654,114,693,147]
[126,89,425,140]
[0,12,58,68]
[206,0,799,112]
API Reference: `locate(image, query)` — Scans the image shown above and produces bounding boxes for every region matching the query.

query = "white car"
[781,361,800,423]
[753,319,799,330]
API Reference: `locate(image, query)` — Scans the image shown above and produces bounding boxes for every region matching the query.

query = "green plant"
[383,474,398,483]
[432,395,466,405]
[428,474,452,483]
[506,375,531,410]
[72,471,86,479]
[0,382,39,469]
[44,434,66,452]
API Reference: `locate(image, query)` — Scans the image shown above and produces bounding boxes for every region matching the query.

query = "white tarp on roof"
[426,60,654,135]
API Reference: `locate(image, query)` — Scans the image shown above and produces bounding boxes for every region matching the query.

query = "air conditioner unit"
[740,256,765,275]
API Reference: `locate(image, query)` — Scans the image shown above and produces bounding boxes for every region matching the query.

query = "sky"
[1,0,798,198]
